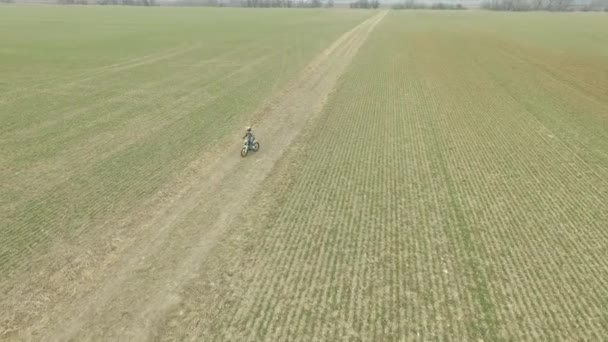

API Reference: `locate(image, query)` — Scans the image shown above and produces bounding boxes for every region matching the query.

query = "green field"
[0,6,370,268]
[1,7,607,340]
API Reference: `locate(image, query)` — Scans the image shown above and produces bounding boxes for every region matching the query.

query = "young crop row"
[0,45,276,272]
[164,12,608,340]
[407,29,608,339]
[0,10,374,334]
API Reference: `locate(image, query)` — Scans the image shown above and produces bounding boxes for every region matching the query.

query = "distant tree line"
[0,0,16,3]
[57,0,158,5]
[239,0,323,7]
[172,0,330,6]
[57,0,89,4]
[98,0,157,5]
[174,0,225,6]
[46,0,607,10]
[52,0,337,6]
[579,0,608,10]
[481,0,608,10]
[350,0,380,8]
[392,0,465,9]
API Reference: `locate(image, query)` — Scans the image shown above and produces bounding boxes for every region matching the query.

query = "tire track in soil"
[0,11,387,341]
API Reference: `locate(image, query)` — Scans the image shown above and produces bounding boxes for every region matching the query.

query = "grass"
[166,10,608,340]
[0,6,371,271]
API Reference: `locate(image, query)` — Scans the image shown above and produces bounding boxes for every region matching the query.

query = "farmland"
[1,6,608,341]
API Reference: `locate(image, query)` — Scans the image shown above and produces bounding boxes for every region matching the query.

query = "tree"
[350,0,371,7]
[530,0,543,10]
[479,0,580,10]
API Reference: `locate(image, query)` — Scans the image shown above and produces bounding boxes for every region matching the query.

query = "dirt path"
[0,11,386,341]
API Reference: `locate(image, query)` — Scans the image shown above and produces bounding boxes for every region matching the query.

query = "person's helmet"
[246,126,252,132]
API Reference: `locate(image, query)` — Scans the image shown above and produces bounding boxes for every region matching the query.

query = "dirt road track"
[0,11,386,341]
